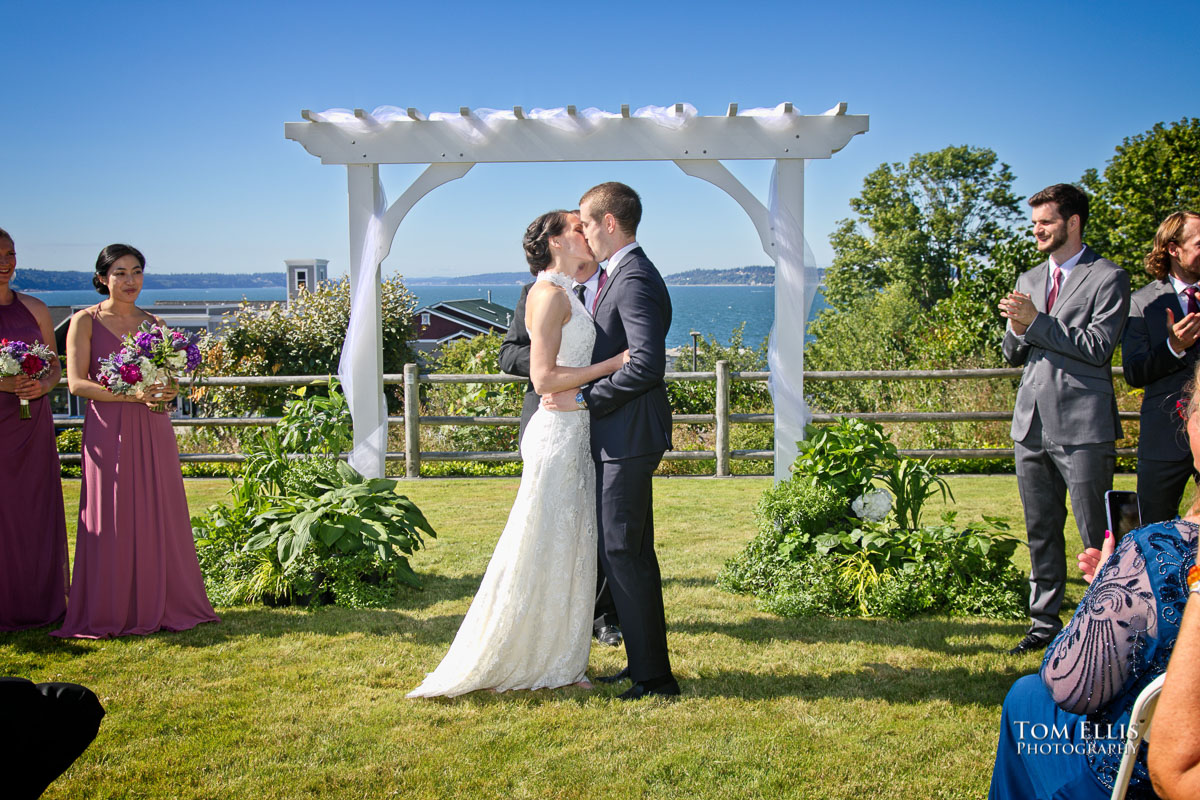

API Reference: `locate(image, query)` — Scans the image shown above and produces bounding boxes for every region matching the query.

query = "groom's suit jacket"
[497,281,541,445]
[582,246,673,461]
[1122,278,1199,461]
[1002,246,1130,446]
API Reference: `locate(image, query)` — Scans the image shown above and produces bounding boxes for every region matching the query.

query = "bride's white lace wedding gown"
[408,271,597,697]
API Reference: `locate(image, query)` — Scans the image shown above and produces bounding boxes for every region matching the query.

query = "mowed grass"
[0,474,1142,799]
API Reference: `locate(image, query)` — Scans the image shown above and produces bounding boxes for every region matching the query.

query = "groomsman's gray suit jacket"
[1002,246,1131,445]
[1122,278,1199,460]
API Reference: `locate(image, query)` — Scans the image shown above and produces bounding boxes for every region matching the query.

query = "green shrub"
[719,417,1026,620]
[56,427,82,478]
[192,385,436,608]
[791,418,899,500]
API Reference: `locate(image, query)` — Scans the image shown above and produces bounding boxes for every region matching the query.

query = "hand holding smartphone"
[1105,490,1142,545]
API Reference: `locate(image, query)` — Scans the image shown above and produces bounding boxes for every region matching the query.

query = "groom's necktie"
[1046,266,1063,312]
[573,284,587,306]
[592,268,608,314]
[1185,286,1200,317]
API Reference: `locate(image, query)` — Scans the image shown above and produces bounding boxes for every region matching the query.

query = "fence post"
[716,359,730,477]
[404,363,420,478]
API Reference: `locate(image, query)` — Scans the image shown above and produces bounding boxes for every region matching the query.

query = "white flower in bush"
[851,488,892,522]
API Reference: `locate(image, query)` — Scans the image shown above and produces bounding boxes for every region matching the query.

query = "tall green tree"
[824,145,1024,310]
[1081,117,1200,287]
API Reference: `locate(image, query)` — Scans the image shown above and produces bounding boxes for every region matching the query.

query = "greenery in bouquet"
[192,379,437,608]
[719,417,1026,620]
[0,338,55,418]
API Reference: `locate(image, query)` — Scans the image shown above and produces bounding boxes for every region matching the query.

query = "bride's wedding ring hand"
[541,389,582,412]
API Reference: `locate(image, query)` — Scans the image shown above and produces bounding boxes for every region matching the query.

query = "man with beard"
[1122,211,1200,525]
[999,183,1131,655]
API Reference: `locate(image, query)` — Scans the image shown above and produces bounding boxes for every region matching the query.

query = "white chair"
[1111,672,1167,800]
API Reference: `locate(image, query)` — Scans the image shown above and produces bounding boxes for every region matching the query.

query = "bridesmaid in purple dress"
[52,244,218,639]
[0,228,69,630]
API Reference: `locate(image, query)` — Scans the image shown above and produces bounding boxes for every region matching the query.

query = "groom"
[543,182,678,699]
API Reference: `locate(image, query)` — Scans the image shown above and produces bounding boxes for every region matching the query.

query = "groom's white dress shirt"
[573,267,603,315]
[607,241,640,272]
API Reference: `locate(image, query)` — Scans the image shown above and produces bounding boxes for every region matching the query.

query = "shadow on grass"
[672,614,1027,657]
[0,573,487,655]
[686,662,1027,705]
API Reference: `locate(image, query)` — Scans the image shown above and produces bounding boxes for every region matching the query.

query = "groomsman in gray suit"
[999,183,1131,655]
[1122,211,1200,524]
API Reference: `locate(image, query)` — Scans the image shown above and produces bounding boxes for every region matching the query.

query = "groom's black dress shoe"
[1007,631,1055,655]
[618,676,680,701]
[593,625,623,647]
[597,667,630,684]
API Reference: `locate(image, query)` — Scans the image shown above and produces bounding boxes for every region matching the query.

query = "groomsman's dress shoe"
[618,676,681,701]
[597,667,630,684]
[594,624,623,647]
[1007,631,1055,655]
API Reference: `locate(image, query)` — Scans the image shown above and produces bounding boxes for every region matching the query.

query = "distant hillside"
[405,272,531,285]
[407,267,777,286]
[665,266,773,285]
[13,270,286,291]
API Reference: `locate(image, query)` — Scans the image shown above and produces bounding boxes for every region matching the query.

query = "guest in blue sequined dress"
[989,361,1200,799]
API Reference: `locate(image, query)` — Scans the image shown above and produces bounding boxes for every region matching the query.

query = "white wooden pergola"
[285,102,868,481]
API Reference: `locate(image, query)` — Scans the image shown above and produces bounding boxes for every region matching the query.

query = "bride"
[408,210,625,698]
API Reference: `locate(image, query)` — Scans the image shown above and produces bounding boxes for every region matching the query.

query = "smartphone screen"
[1105,490,1141,544]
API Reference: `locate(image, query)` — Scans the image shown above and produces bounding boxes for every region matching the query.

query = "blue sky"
[2,0,1195,278]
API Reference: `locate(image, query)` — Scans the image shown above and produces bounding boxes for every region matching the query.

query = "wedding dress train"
[408,271,597,697]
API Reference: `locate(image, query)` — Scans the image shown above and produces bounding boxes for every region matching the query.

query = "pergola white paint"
[285,103,868,481]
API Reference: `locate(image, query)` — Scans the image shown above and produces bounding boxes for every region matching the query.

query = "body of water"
[29,283,822,349]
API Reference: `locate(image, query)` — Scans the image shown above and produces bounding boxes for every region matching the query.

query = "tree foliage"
[824,145,1024,310]
[1082,117,1200,287]
[199,276,417,415]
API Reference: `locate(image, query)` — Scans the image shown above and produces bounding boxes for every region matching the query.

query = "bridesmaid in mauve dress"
[52,243,217,639]
[0,228,69,630]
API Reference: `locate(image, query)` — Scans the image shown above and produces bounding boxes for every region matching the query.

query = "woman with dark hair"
[409,211,625,697]
[0,228,68,630]
[52,244,217,639]
[988,358,1200,798]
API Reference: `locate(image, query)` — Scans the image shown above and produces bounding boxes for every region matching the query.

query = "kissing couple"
[408,182,679,701]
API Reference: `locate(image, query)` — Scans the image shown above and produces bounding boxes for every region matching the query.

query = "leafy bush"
[197,276,417,416]
[192,384,436,608]
[56,427,82,478]
[719,417,1026,620]
[790,419,899,500]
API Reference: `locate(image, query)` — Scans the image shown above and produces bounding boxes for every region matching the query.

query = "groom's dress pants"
[595,451,671,683]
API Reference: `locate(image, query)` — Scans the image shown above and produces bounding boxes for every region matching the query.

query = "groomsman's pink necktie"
[591,268,608,314]
[1046,266,1063,312]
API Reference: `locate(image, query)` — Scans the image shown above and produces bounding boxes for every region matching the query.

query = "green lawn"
[0,474,1142,799]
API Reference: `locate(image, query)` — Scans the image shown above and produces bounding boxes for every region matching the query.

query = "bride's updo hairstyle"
[93,243,146,295]
[523,210,570,275]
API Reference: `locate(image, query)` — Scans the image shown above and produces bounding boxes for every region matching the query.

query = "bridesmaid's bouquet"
[0,339,55,419]
[97,322,205,411]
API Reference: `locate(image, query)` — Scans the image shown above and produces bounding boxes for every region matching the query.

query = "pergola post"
[769,157,806,482]
[345,164,387,478]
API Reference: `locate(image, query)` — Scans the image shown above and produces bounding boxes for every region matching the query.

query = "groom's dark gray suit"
[580,245,673,683]
[1003,245,1130,637]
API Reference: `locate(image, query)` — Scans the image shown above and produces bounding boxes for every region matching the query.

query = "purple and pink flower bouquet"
[0,338,56,419]
[98,322,205,412]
